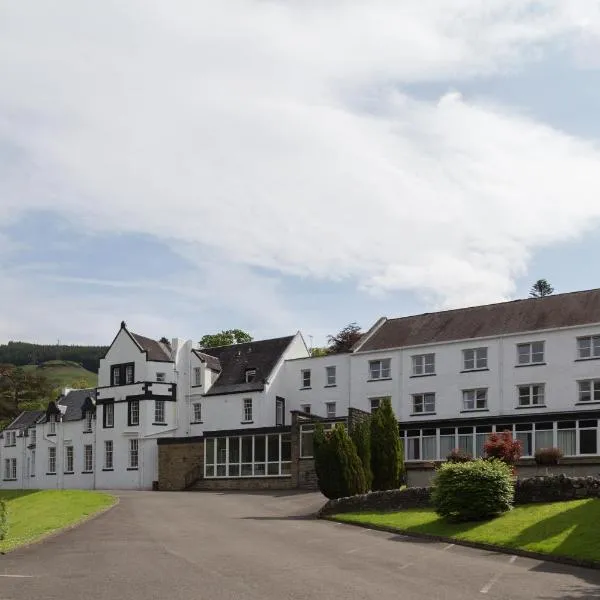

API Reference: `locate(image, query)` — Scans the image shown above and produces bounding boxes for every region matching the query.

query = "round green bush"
[431,459,515,522]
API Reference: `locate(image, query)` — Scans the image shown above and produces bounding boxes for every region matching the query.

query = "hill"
[22,360,98,389]
[0,341,107,373]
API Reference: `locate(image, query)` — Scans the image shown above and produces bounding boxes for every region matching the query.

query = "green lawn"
[0,490,115,552]
[333,499,600,562]
[22,360,98,388]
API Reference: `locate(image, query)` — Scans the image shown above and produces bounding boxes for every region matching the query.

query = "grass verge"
[0,490,115,552]
[333,498,600,562]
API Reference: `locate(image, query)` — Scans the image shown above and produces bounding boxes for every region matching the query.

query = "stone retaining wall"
[318,487,431,516]
[192,477,294,491]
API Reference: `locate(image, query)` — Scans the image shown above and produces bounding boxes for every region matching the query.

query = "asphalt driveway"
[2,490,600,600]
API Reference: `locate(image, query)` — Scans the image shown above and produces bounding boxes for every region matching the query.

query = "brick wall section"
[298,458,318,490]
[192,477,294,491]
[158,437,204,491]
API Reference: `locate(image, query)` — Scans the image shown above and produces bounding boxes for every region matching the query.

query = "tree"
[484,430,522,469]
[350,417,373,490]
[370,398,403,491]
[199,329,253,348]
[529,279,555,298]
[327,323,362,354]
[313,423,367,499]
[0,364,54,420]
[310,347,328,357]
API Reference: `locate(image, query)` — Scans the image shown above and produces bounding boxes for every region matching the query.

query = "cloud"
[1,0,600,324]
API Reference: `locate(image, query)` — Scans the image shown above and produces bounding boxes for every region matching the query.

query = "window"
[462,388,488,411]
[326,402,336,418]
[111,365,121,386]
[580,420,598,455]
[154,400,166,424]
[463,347,488,371]
[300,423,335,458]
[193,403,202,423]
[156,372,166,383]
[84,444,93,472]
[518,384,545,406]
[30,428,36,445]
[4,431,15,447]
[84,410,93,432]
[370,396,389,411]
[65,446,74,473]
[517,341,545,365]
[245,369,257,383]
[103,402,114,428]
[412,393,435,414]
[193,367,202,386]
[125,364,134,384]
[369,359,391,380]
[243,398,253,422]
[578,380,600,403]
[325,366,336,386]
[104,441,113,469]
[49,414,56,434]
[111,363,135,386]
[301,369,311,388]
[128,400,140,426]
[275,397,285,427]
[412,354,435,376]
[48,447,56,474]
[205,432,293,477]
[30,450,35,477]
[301,404,311,414]
[4,458,16,480]
[129,439,139,469]
[577,335,600,360]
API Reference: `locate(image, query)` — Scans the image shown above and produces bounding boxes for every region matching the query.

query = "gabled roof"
[130,332,172,362]
[202,335,295,396]
[357,288,600,352]
[57,388,96,421]
[3,410,44,431]
[192,350,222,372]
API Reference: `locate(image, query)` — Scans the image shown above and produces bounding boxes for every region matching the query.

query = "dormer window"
[245,369,257,383]
[84,410,93,433]
[49,414,56,435]
[193,367,202,387]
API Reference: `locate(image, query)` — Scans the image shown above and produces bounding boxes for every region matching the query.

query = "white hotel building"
[2,288,600,490]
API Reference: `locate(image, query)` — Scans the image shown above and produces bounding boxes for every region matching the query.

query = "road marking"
[509,555,517,564]
[0,575,35,578]
[442,544,454,551]
[480,556,516,594]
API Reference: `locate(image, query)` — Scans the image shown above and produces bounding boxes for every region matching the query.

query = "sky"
[2,1,600,347]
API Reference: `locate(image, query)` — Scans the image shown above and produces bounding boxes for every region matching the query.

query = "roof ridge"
[199,334,295,352]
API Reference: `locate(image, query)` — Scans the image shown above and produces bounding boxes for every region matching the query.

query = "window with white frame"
[578,380,600,403]
[301,369,311,388]
[325,366,336,386]
[84,410,93,432]
[156,372,166,383]
[84,444,93,472]
[205,433,292,477]
[243,398,253,422]
[412,393,435,414]
[129,439,139,469]
[245,369,257,383]
[577,335,600,360]
[193,403,202,423]
[462,388,488,411]
[326,402,336,418]
[125,364,134,384]
[412,353,435,376]
[301,404,311,414]
[300,423,335,458]
[4,458,16,480]
[49,414,56,434]
[30,450,35,477]
[65,446,74,473]
[369,358,391,380]
[518,384,545,406]
[275,397,285,426]
[463,347,488,371]
[517,341,545,365]
[128,400,140,426]
[30,427,36,444]
[4,431,15,446]
[370,396,389,411]
[48,447,56,474]
[104,440,113,469]
[103,402,114,428]
[193,367,202,386]
[112,365,121,386]
[154,400,166,424]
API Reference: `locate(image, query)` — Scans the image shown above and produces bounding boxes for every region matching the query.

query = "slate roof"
[202,335,295,396]
[358,288,600,352]
[3,410,44,431]
[192,350,222,372]
[57,388,96,422]
[131,332,172,362]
